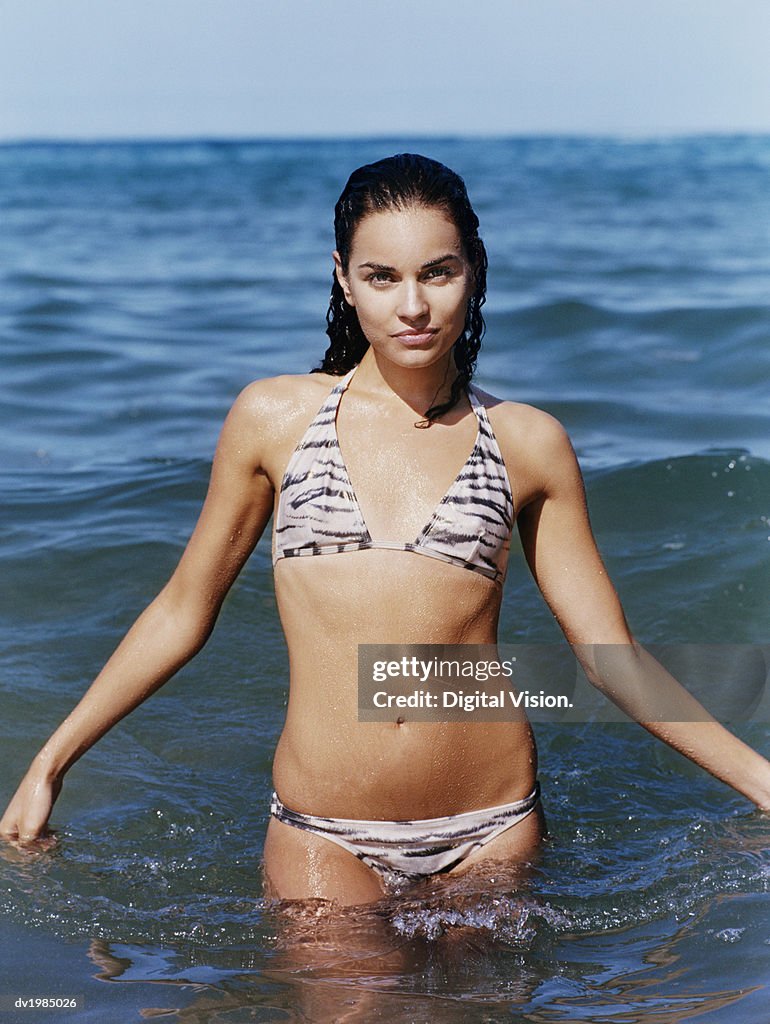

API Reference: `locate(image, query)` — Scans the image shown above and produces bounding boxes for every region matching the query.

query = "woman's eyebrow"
[422,253,461,269]
[357,254,461,272]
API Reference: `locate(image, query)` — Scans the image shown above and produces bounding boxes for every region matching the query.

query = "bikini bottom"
[270,782,541,889]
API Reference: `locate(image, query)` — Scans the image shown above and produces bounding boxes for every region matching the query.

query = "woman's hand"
[0,757,62,845]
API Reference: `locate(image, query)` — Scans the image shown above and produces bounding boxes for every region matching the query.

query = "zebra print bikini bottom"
[270,783,541,889]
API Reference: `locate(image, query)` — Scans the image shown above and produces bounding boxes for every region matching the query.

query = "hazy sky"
[2,0,769,140]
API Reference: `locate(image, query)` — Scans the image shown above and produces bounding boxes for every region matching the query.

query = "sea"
[1,137,769,1023]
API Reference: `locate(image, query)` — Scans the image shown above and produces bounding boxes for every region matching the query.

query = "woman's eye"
[365,266,452,285]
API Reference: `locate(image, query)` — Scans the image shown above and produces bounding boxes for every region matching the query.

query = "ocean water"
[1,137,769,1022]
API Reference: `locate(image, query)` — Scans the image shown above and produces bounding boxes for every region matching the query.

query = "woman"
[2,154,769,906]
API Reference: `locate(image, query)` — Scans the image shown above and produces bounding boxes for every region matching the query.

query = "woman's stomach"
[270,550,538,819]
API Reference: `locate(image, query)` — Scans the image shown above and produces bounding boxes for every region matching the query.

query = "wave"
[498,298,770,339]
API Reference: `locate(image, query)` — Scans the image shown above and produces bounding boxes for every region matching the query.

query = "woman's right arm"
[0,382,276,843]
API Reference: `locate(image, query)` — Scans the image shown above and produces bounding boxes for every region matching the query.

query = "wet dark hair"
[314,153,488,424]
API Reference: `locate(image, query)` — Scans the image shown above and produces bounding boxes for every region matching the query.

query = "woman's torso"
[257,369,538,820]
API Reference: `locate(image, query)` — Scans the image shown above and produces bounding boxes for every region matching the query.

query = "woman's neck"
[353,348,459,417]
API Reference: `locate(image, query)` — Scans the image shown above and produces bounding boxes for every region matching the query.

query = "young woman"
[2,154,769,906]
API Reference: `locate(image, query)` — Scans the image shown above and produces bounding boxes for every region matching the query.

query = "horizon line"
[2,128,770,147]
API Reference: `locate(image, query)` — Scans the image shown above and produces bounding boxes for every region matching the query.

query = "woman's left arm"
[509,406,770,810]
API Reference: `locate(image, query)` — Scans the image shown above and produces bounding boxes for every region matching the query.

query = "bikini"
[273,366,514,582]
[270,367,540,887]
[270,785,541,890]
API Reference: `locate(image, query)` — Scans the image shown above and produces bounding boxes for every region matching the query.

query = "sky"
[1,0,770,140]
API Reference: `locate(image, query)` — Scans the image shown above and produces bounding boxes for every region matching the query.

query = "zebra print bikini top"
[273,368,514,583]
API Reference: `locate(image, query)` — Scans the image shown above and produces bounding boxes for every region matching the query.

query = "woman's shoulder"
[473,386,572,452]
[227,371,340,435]
[217,371,343,481]
[472,386,580,497]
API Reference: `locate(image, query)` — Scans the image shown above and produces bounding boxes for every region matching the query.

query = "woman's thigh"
[263,815,387,905]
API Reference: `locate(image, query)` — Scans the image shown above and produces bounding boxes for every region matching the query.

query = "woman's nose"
[396,280,429,319]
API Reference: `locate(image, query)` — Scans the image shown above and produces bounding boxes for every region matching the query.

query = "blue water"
[1,137,769,1022]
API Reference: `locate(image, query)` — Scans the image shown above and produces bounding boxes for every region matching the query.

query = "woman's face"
[334,205,475,373]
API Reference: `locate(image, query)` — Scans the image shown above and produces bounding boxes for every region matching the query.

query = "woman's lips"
[392,328,439,345]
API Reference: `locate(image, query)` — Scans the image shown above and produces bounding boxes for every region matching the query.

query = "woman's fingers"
[0,771,60,844]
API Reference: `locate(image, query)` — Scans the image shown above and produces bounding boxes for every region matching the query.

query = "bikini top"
[273,368,514,583]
